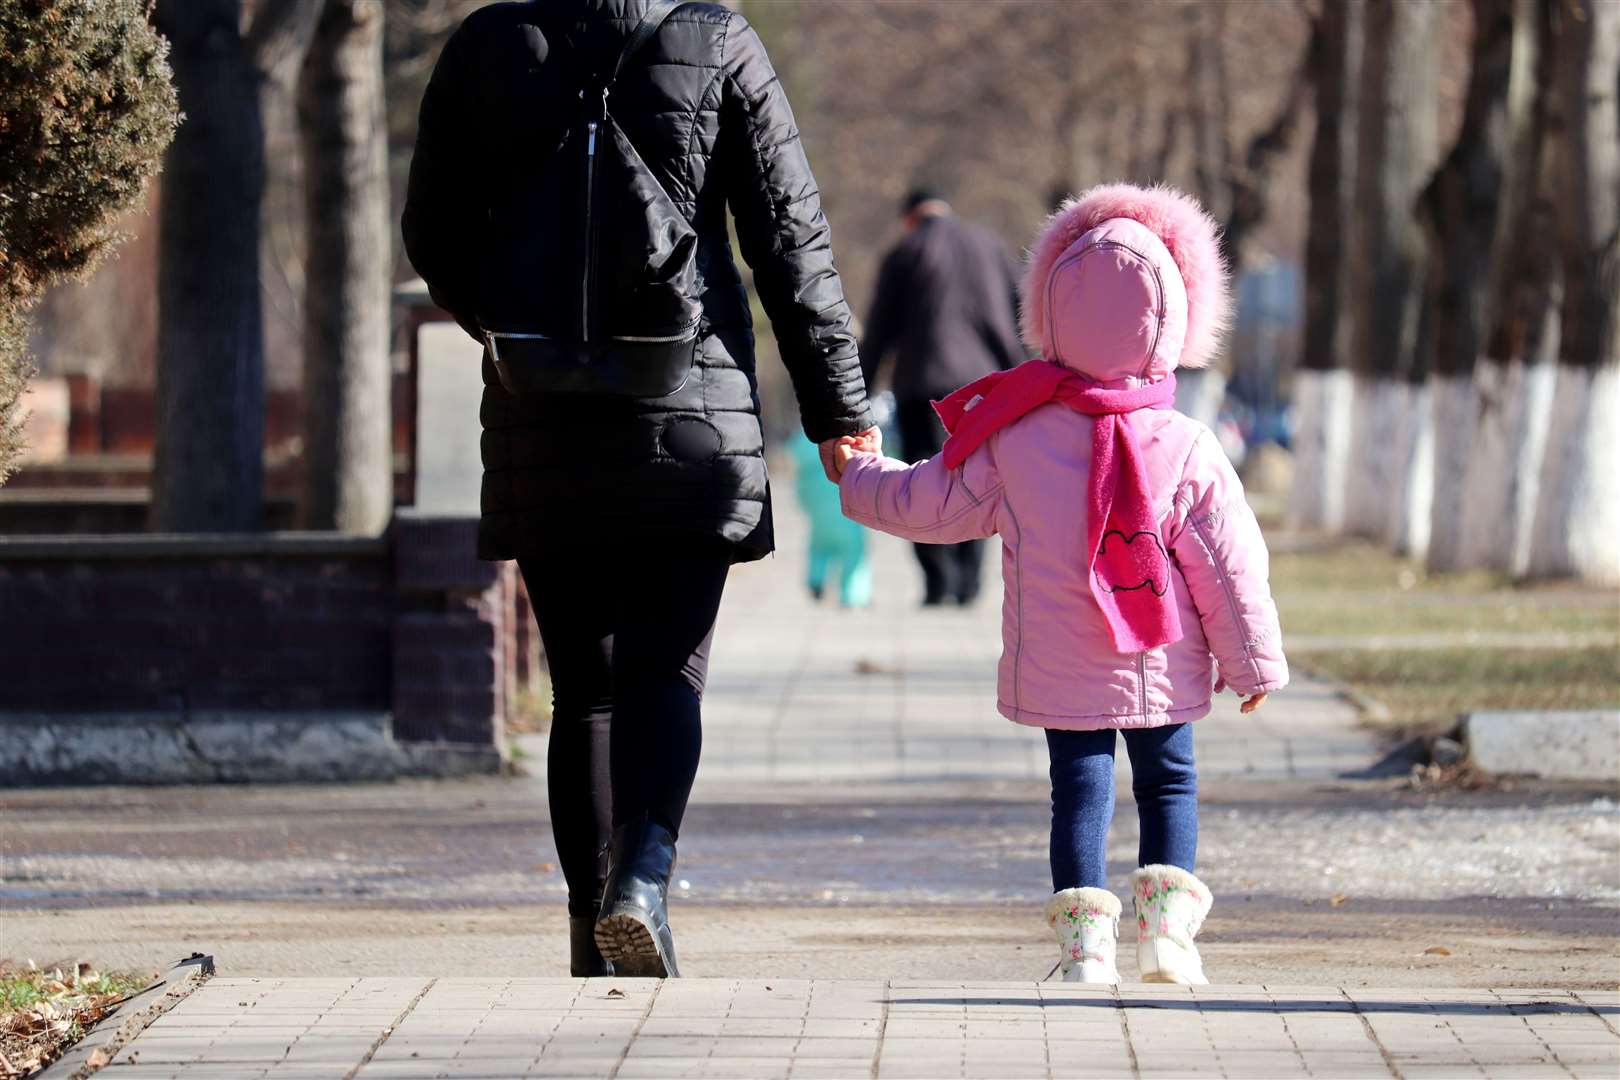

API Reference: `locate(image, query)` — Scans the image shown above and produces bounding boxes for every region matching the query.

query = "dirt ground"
[7,899,1616,989]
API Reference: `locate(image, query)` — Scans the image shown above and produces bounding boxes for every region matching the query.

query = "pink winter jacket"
[840,185,1288,730]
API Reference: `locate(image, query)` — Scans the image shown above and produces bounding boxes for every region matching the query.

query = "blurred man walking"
[861,190,1025,606]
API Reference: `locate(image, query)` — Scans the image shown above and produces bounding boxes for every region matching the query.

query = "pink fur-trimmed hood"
[1020,184,1232,377]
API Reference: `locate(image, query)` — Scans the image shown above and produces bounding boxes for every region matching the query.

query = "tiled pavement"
[98,976,1619,1079]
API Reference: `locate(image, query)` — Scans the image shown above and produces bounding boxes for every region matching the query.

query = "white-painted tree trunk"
[1344,373,1402,540]
[1287,368,1355,532]
[1173,366,1227,430]
[1385,379,1434,559]
[1527,364,1620,583]
[1424,373,1476,571]
[1456,359,1556,575]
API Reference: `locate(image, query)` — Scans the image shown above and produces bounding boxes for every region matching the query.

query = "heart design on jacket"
[1095,529,1171,597]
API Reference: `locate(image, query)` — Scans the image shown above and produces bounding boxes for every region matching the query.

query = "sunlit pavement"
[92,975,1620,1078]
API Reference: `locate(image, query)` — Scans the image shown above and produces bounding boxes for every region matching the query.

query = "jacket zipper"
[1137,650,1148,721]
[613,318,702,344]
[581,116,599,344]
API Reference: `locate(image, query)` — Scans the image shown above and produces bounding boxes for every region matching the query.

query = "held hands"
[820,426,882,482]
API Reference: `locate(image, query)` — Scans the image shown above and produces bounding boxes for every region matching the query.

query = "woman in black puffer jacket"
[402,0,875,979]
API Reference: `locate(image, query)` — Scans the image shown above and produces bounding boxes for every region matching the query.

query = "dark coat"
[402,0,873,563]
[860,213,1027,404]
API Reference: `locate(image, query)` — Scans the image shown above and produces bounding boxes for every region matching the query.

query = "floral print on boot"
[1045,887,1121,983]
[1130,864,1213,984]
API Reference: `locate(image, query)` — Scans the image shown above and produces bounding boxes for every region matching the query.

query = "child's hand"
[848,428,883,455]
[830,429,882,480]
[832,437,861,478]
[819,426,881,481]
[1239,692,1268,715]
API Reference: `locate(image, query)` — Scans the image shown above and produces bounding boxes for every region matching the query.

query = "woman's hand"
[1239,692,1269,715]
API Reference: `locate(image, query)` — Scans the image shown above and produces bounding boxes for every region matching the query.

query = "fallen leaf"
[1329,893,1348,908]
[606,988,626,999]
[87,1047,111,1068]
[1424,945,1451,956]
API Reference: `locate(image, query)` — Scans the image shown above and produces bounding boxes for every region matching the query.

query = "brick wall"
[0,515,537,782]
[2,538,394,713]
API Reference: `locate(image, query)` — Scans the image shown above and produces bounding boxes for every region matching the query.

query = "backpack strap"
[604,0,682,89]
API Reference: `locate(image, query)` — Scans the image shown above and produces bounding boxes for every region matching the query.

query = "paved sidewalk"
[98,976,1619,1079]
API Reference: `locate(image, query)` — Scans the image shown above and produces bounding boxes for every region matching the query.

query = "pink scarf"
[933,360,1182,653]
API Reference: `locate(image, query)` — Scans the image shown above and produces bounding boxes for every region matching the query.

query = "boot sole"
[1138,940,1207,985]
[595,911,675,979]
[1141,970,1195,985]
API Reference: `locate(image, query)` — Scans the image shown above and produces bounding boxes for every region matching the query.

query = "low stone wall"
[0,514,533,784]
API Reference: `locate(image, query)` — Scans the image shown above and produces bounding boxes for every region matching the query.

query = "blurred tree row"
[1292,0,1617,583]
[767,0,1318,295]
[11,0,1610,583]
[0,0,177,486]
[740,0,1321,434]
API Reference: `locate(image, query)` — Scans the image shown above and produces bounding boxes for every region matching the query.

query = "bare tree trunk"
[1421,0,1519,572]
[150,0,268,532]
[1148,104,1179,183]
[297,0,393,533]
[1459,0,1561,575]
[1291,0,1360,533]
[1186,4,1234,225]
[1529,0,1620,582]
[1222,55,1311,274]
[1345,0,1439,547]
[149,0,325,532]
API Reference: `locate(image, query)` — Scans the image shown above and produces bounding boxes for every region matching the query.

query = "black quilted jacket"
[402,0,873,562]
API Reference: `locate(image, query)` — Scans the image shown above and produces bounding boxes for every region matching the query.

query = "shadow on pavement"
[887,996,1619,1016]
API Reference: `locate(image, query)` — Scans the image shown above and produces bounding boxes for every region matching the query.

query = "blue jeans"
[1046,723,1198,892]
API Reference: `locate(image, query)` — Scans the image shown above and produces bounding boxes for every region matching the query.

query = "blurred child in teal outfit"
[790,435,873,607]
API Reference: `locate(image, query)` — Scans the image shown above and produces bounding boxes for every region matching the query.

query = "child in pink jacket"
[835,184,1288,985]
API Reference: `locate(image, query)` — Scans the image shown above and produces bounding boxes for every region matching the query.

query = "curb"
[37,954,214,1080]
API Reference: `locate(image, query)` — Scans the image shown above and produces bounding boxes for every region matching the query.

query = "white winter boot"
[1130,865,1213,984]
[1045,888,1121,983]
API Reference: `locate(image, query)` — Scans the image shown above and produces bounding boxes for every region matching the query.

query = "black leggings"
[517,542,730,917]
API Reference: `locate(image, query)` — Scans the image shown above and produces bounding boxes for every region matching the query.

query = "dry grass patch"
[1272,537,1620,640]
[1272,535,1620,735]
[0,962,153,1078]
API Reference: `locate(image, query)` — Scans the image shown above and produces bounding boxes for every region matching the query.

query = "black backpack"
[477,0,698,398]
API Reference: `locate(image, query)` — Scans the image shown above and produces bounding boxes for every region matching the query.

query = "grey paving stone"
[785,1063,884,1079]
[103,976,1619,1078]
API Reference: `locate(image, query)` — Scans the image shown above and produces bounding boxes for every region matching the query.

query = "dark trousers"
[1045,723,1198,892]
[517,541,730,917]
[896,397,984,604]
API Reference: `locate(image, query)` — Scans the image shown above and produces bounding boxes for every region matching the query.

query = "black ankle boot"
[595,816,680,978]
[569,915,613,977]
